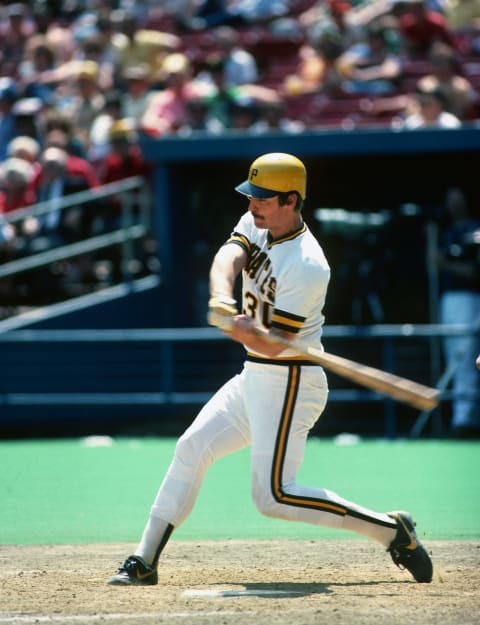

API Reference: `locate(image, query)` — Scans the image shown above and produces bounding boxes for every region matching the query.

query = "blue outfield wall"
[140,123,480,161]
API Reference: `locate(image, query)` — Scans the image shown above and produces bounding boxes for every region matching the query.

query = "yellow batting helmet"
[235,152,307,200]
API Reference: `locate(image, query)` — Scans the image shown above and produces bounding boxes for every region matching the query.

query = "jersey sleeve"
[270,243,330,341]
[224,212,253,254]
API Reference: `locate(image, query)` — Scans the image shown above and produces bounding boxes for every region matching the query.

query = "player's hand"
[226,314,256,342]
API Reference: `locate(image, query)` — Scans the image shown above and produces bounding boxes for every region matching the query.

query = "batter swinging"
[108,153,433,586]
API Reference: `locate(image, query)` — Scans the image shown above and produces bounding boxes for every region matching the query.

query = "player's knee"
[251,481,287,519]
[175,429,213,471]
[252,491,279,518]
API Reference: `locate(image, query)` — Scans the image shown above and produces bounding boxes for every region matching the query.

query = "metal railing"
[1,176,151,282]
[0,322,477,438]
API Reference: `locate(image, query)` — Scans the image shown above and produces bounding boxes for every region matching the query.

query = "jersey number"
[244,291,272,328]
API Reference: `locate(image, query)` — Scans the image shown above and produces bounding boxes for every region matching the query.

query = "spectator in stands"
[299,0,365,51]
[178,0,291,30]
[0,151,37,263]
[210,25,259,87]
[14,140,103,301]
[53,60,106,151]
[0,199,17,303]
[394,0,458,57]
[141,53,207,137]
[0,157,35,215]
[120,64,157,122]
[0,157,23,279]
[398,82,462,127]
[177,0,236,30]
[11,97,45,145]
[42,15,77,66]
[249,99,306,133]
[88,90,124,164]
[197,54,245,129]
[110,8,180,83]
[228,97,260,131]
[337,23,404,95]
[416,41,477,120]
[26,146,98,249]
[19,35,59,106]
[6,136,41,175]
[282,23,345,96]
[431,186,480,438]
[196,53,279,130]
[328,0,367,47]
[42,127,100,190]
[76,34,116,93]
[177,95,225,135]
[444,0,480,29]
[98,119,151,188]
[95,118,156,281]
[42,111,88,159]
[364,38,478,122]
[0,210,16,263]
[30,0,56,36]
[0,3,34,77]
[0,78,20,162]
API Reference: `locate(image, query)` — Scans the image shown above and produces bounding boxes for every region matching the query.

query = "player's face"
[246,195,299,238]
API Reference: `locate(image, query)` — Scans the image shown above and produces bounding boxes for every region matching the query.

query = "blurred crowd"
[0,0,479,310]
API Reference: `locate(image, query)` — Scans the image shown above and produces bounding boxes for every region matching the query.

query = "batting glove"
[208,296,237,328]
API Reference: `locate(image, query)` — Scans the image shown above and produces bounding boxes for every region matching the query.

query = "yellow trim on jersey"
[246,352,318,365]
[226,233,250,253]
[271,365,347,516]
[271,311,304,333]
[268,223,306,249]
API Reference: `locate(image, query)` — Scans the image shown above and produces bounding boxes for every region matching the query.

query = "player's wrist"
[208,296,238,327]
[209,294,237,306]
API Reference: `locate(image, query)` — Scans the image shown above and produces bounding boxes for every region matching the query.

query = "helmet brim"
[234,180,279,199]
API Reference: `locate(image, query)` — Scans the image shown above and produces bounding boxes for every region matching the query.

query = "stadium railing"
[0,322,477,439]
[0,176,162,330]
[0,176,153,282]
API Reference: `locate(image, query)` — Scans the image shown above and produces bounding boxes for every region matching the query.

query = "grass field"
[1,436,479,544]
[1,437,479,625]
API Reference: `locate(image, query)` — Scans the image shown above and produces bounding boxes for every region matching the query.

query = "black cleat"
[107,555,158,586]
[387,511,433,583]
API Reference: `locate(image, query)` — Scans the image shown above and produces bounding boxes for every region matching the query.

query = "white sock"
[135,515,171,566]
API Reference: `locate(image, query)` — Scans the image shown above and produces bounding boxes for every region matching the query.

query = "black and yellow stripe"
[271,365,395,527]
[247,353,320,366]
[271,309,305,334]
[226,233,250,253]
[271,365,347,517]
[267,223,306,248]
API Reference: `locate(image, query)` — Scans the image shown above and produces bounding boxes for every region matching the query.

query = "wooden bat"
[208,312,440,411]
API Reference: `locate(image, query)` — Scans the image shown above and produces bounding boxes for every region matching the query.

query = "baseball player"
[108,152,433,586]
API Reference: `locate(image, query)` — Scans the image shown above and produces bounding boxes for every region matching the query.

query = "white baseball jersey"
[228,211,331,358]
[147,211,398,550]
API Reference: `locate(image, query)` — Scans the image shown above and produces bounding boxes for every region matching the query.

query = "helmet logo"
[249,168,258,181]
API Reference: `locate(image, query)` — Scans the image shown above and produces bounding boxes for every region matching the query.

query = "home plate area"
[0,541,478,625]
[183,587,305,598]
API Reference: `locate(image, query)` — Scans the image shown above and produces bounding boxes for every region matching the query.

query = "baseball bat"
[208,312,440,411]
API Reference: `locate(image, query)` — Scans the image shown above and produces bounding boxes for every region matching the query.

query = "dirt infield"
[1,540,479,625]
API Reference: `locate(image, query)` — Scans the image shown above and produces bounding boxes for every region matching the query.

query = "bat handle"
[208,311,234,332]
